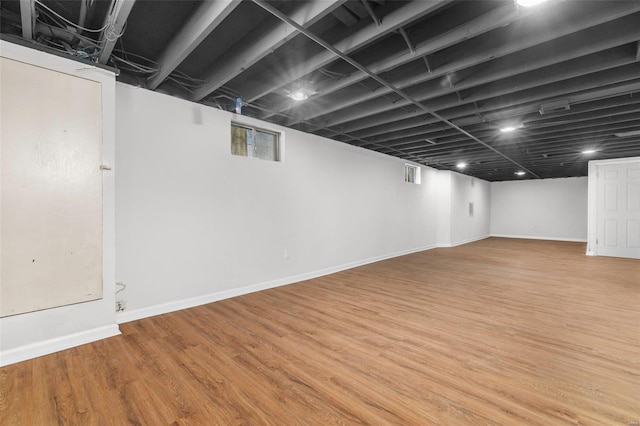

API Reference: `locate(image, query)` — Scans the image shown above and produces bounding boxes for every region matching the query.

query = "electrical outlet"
[284,249,290,260]
[116,300,127,312]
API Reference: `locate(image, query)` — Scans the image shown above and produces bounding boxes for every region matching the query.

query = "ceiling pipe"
[251,0,540,178]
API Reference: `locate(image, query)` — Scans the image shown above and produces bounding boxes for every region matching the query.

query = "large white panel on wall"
[0,57,103,317]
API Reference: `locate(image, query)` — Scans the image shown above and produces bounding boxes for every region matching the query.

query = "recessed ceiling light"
[456,162,467,169]
[582,149,597,154]
[517,0,549,7]
[289,83,315,101]
[515,171,526,176]
[290,90,308,101]
[500,126,518,133]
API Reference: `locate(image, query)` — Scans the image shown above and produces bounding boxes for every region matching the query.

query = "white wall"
[435,172,452,246]
[435,171,491,247]
[450,173,491,246]
[491,177,588,241]
[115,84,446,321]
[0,41,119,366]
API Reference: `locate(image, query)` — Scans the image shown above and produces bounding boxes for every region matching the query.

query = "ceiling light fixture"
[290,90,308,101]
[288,82,315,101]
[499,125,520,133]
[582,149,598,154]
[515,171,526,176]
[456,162,467,169]
[516,0,549,7]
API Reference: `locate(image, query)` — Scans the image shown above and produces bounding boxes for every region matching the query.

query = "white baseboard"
[437,235,489,248]
[117,244,437,324]
[490,234,587,243]
[0,324,121,367]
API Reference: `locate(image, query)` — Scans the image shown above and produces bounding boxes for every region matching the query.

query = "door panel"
[596,162,640,259]
[628,220,640,248]
[0,58,103,317]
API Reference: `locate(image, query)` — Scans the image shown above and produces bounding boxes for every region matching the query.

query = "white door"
[0,57,104,317]
[596,162,640,259]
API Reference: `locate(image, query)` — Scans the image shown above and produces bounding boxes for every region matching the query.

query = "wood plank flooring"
[1,238,639,425]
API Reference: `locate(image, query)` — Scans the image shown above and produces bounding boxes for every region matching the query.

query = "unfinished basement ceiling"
[2,0,640,181]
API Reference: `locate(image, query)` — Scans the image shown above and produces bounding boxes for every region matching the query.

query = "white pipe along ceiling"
[2,0,639,181]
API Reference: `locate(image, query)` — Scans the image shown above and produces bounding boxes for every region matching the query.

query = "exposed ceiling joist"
[325,32,638,134]
[97,0,136,64]
[146,0,241,90]
[260,3,520,122]
[368,98,640,145]
[191,0,345,101]
[237,0,453,104]
[250,0,540,178]
[19,0,34,41]
[287,7,640,129]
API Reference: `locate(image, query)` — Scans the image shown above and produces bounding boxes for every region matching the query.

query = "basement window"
[231,123,280,161]
[404,164,421,184]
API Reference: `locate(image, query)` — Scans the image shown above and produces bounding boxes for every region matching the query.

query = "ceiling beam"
[232,0,453,104]
[251,0,540,179]
[301,24,639,127]
[19,0,35,41]
[394,114,640,151]
[288,8,640,128]
[404,120,640,156]
[190,0,345,101]
[146,0,241,90]
[266,3,520,120]
[98,0,137,64]
[324,50,639,132]
[334,70,640,139]
[367,99,640,145]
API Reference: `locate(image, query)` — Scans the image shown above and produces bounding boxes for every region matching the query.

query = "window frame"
[231,122,281,162]
[404,164,421,184]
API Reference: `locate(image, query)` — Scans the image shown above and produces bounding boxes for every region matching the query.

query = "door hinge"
[596,239,599,244]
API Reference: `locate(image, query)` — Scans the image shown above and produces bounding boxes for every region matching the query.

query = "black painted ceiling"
[3,0,639,181]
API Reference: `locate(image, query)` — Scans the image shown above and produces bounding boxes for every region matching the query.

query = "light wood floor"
[1,238,639,425]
